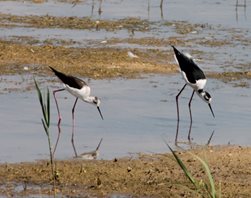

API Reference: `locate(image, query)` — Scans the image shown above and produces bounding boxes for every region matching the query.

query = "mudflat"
[0,146,250,197]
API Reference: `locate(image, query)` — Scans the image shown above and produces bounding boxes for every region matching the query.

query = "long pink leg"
[188,90,195,142]
[52,88,65,156]
[71,97,79,157]
[175,84,187,145]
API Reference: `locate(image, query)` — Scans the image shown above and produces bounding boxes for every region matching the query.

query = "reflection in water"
[207,130,215,146]
[147,0,150,20]
[76,138,103,159]
[73,0,103,17]
[71,0,247,24]
[235,0,247,22]
[1,75,251,162]
[147,0,165,20]
[175,84,196,145]
[160,0,164,19]
[236,0,247,7]
[91,0,94,16]
[98,0,103,17]
[72,0,167,20]
[173,130,215,150]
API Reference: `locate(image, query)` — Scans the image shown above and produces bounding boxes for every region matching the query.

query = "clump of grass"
[34,79,57,194]
[166,143,221,198]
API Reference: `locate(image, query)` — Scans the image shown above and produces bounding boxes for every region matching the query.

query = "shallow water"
[0,74,251,162]
[0,0,249,27]
[0,0,251,162]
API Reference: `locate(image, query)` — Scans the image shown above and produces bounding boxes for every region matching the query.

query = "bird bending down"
[171,46,215,144]
[49,66,104,157]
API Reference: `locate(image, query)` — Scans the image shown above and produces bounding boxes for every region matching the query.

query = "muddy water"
[0,0,251,162]
[0,75,250,162]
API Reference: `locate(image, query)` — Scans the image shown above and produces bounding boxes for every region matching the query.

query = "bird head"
[93,96,104,120]
[197,90,215,118]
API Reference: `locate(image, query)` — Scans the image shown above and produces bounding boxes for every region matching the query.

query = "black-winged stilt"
[171,46,215,144]
[49,66,103,157]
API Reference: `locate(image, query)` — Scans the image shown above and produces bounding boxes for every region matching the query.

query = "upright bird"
[172,46,214,144]
[49,66,103,157]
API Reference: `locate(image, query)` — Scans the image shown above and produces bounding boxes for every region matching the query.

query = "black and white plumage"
[172,46,214,144]
[49,66,103,157]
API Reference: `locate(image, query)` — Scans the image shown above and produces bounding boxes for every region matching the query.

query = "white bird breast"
[181,71,207,90]
[65,84,91,100]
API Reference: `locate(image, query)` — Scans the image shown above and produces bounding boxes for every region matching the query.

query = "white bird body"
[180,71,207,91]
[64,84,91,102]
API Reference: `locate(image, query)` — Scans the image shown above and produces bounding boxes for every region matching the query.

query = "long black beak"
[208,104,215,118]
[97,106,104,120]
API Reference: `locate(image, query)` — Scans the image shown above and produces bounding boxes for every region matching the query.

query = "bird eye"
[204,92,211,101]
[197,89,203,94]
[93,97,98,104]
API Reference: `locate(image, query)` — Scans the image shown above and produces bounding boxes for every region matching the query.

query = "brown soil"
[0,13,150,32]
[0,146,251,197]
[1,39,251,83]
[0,40,177,79]
[1,14,251,82]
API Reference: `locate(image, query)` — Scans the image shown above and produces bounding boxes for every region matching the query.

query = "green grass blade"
[166,144,197,188]
[34,79,43,107]
[34,79,47,121]
[191,154,216,198]
[42,119,49,136]
[47,87,50,127]
[35,79,55,190]
[218,181,221,198]
[42,92,48,125]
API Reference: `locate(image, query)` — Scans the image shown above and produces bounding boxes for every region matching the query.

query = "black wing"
[172,46,206,84]
[49,66,87,89]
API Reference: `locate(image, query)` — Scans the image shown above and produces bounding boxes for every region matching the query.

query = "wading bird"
[49,66,104,157]
[172,46,215,144]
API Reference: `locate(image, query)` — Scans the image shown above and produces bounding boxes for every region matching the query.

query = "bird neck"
[196,89,211,104]
[196,89,205,99]
[83,96,95,104]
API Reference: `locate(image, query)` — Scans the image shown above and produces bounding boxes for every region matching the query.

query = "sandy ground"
[0,40,177,79]
[0,146,251,197]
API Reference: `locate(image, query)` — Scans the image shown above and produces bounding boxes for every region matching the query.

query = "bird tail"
[171,45,179,55]
[49,66,68,83]
[49,66,60,75]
